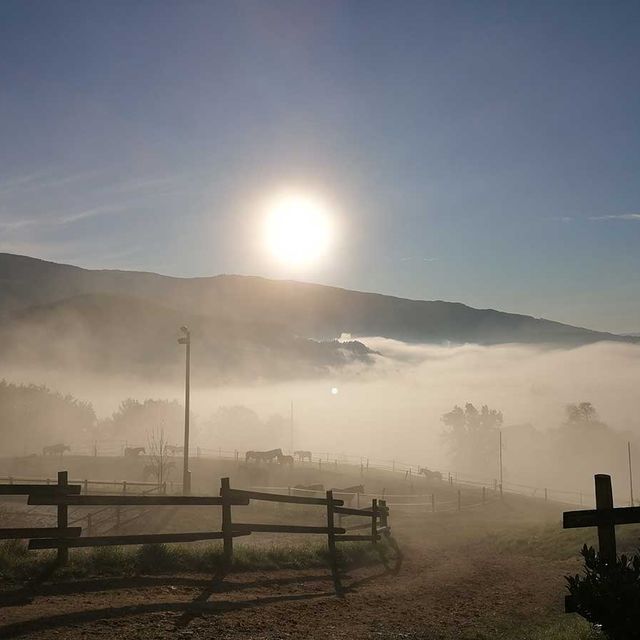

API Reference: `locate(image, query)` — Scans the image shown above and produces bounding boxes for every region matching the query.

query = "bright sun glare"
[264,193,332,267]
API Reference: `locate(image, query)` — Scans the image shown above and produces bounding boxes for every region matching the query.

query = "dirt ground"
[0,498,586,639]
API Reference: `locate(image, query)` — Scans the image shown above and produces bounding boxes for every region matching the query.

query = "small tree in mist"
[145,427,175,487]
[205,405,287,450]
[0,380,96,453]
[101,398,187,444]
[441,403,503,475]
[564,402,606,430]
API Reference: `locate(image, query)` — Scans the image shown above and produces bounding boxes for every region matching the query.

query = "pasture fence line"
[0,472,391,593]
[249,483,502,514]
[21,441,594,508]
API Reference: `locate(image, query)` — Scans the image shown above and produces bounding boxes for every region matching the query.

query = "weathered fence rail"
[0,471,391,593]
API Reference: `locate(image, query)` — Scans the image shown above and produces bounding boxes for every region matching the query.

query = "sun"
[264,192,332,267]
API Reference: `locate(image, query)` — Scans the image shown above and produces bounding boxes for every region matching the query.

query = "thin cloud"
[549,216,573,223]
[400,256,439,262]
[589,213,640,221]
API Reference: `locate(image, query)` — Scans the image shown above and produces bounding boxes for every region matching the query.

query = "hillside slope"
[0,293,374,381]
[0,253,634,367]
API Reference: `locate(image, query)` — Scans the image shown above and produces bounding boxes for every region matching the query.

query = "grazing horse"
[418,467,443,481]
[332,484,365,506]
[245,448,283,463]
[294,450,312,462]
[277,454,294,465]
[42,444,70,456]
[124,446,145,457]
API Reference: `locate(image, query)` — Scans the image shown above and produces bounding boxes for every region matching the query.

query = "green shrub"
[566,545,640,639]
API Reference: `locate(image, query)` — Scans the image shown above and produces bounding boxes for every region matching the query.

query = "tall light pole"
[499,429,503,498]
[629,441,634,507]
[290,400,294,454]
[178,326,191,495]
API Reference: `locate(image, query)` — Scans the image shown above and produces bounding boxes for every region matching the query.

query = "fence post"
[595,474,617,563]
[544,488,548,502]
[57,471,69,564]
[356,491,360,509]
[371,498,378,545]
[457,489,461,511]
[326,490,341,593]
[221,477,234,569]
[366,458,369,471]
[162,482,167,495]
[84,479,88,495]
[235,450,239,463]
[482,486,486,504]
[380,498,388,536]
[123,481,127,494]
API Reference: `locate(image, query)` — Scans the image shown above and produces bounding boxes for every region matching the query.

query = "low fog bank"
[2,339,639,500]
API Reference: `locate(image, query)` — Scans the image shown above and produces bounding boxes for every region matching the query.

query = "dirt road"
[0,503,580,639]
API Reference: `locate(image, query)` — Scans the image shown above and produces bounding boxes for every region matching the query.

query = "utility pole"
[290,400,294,454]
[499,429,503,497]
[629,441,634,507]
[178,326,191,495]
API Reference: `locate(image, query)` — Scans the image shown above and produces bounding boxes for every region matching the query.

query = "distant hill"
[0,253,635,380]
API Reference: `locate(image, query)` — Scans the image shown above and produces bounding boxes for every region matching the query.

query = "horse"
[418,467,443,481]
[124,446,145,457]
[331,484,365,506]
[42,444,70,456]
[245,448,282,463]
[277,454,294,465]
[294,450,312,462]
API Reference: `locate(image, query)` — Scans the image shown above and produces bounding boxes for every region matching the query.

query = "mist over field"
[4,337,639,498]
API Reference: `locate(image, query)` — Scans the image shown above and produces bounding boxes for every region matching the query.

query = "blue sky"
[1,1,639,333]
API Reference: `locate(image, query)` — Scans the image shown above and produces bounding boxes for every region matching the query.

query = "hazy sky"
[1,1,639,334]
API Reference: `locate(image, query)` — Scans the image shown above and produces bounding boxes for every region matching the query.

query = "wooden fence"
[0,471,390,592]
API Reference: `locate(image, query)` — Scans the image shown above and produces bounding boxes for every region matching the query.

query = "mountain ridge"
[0,252,635,382]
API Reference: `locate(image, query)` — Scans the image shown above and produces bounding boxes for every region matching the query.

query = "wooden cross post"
[220,477,234,569]
[57,471,69,564]
[594,474,616,562]
[563,474,628,564]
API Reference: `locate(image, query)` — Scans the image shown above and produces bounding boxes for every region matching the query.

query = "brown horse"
[245,448,283,463]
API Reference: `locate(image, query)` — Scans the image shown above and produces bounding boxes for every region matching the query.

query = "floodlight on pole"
[178,326,191,495]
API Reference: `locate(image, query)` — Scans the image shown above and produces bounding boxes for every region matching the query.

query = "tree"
[0,380,96,454]
[205,405,286,450]
[144,427,175,486]
[565,402,603,428]
[100,398,187,445]
[441,403,503,475]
